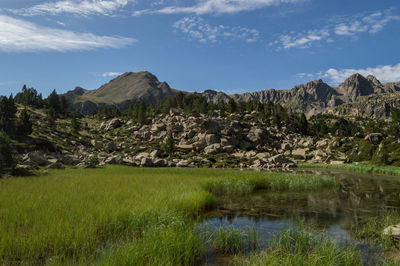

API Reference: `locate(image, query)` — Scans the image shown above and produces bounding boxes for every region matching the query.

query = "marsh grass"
[235,227,362,266]
[203,172,338,195]
[351,210,400,250]
[0,166,341,264]
[301,163,400,177]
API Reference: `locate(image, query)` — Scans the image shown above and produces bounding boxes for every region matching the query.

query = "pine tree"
[0,131,15,172]
[47,108,57,128]
[71,116,81,133]
[17,108,33,136]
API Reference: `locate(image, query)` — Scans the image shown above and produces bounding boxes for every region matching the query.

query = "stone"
[201,120,220,134]
[292,148,307,159]
[364,133,384,145]
[153,159,167,167]
[383,224,400,240]
[205,134,220,145]
[140,157,153,167]
[281,143,292,150]
[330,160,345,165]
[204,144,222,155]
[270,154,295,166]
[176,160,189,167]
[149,150,160,159]
[176,144,194,151]
[102,118,122,131]
[222,145,234,153]
[316,139,329,147]
[26,151,49,166]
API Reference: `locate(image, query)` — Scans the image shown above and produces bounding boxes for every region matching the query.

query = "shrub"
[0,131,16,172]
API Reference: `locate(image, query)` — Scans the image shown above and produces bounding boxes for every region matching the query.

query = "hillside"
[64,71,400,118]
[65,71,178,114]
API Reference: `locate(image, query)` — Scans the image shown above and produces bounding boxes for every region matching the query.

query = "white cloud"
[273,29,330,49]
[334,11,399,36]
[134,0,301,16]
[273,10,399,49]
[10,0,131,16]
[173,17,259,43]
[320,63,400,85]
[0,15,135,52]
[102,72,122,77]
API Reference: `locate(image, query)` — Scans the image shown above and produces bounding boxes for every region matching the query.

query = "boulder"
[270,154,295,166]
[101,118,122,131]
[176,144,194,151]
[150,150,160,159]
[330,160,345,165]
[153,159,168,167]
[140,157,153,167]
[26,151,49,166]
[292,148,307,159]
[281,143,292,151]
[204,144,222,155]
[364,133,384,145]
[383,224,400,241]
[201,120,220,134]
[176,160,189,167]
[205,134,220,145]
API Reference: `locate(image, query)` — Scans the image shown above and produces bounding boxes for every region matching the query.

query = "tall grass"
[351,210,400,250]
[235,227,362,266]
[301,163,400,177]
[0,166,341,264]
[203,172,338,195]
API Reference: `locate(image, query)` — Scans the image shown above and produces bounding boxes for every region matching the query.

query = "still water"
[201,169,400,265]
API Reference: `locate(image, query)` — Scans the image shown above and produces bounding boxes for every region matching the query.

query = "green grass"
[235,227,362,266]
[351,210,400,250]
[300,163,400,177]
[203,172,338,195]
[0,166,341,264]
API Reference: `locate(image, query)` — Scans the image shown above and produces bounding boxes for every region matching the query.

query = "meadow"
[0,166,361,265]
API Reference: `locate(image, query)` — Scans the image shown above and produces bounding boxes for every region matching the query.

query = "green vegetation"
[235,227,362,266]
[203,172,338,196]
[301,163,400,177]
[351,211,400,249]
[0,131,16,173]
[0,166,341,264]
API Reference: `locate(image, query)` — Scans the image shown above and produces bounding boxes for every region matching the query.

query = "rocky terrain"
[65,71,400,118]
[15,107,389,174]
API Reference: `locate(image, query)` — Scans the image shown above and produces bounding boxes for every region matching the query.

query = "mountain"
[66,71,400,118]
[204,73,400,117]
[64,71,178,114]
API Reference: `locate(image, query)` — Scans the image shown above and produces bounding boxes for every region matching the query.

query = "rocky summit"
[65,71,400,119]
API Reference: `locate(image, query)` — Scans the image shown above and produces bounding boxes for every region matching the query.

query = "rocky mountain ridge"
[65,71,400,118]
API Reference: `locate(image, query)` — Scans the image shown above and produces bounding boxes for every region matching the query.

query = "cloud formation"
[134,0,301,16]
[273,29,330,49]
[273,10,399,49]
[320,63,400,85]
[0,15,135,52]
[102,72,122,77]
[173,17,259,43]
[10,0,130,16]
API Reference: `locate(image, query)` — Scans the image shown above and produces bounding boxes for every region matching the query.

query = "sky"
[0,0,399,97]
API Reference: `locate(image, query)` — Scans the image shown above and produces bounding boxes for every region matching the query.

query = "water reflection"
[201,168,400,265]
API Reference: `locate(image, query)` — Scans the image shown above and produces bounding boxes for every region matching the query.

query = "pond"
[201,168,400,265]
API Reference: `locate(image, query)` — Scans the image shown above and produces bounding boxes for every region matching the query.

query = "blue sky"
[0,0,399,97]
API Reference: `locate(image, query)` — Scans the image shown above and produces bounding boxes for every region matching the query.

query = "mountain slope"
[65,71,179,114]
[65,71,400,118]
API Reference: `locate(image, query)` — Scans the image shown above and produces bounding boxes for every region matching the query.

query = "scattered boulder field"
[15,109,385,172]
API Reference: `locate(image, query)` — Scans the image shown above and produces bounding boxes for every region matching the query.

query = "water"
[201,168,400,265]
